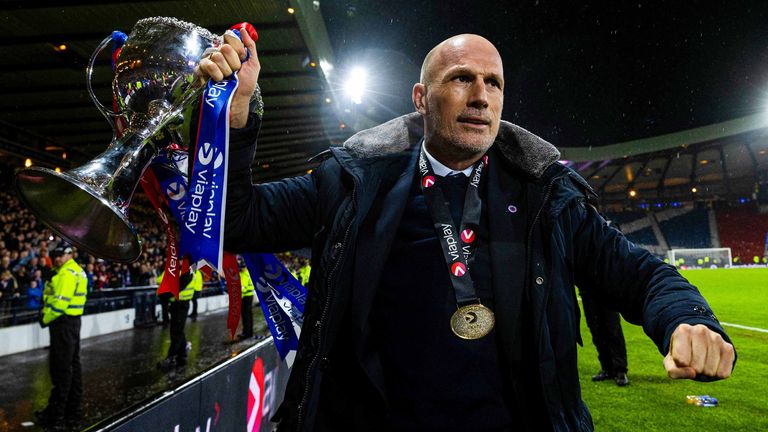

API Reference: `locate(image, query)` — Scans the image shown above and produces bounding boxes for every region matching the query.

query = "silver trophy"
[15,17,222,262]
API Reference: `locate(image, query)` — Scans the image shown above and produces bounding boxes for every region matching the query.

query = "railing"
[0,282,225,328]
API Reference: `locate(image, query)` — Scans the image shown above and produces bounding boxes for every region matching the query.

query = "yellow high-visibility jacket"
[240,268,255,298]
[299,264,311,286]
[172,269,200,302]
[43,259,87,324]
[191,269,203,293]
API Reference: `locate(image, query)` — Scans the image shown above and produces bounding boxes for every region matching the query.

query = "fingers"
[195,32,249,83]
[688,325,708,372]
[223,31,246,60]
[218,45,241,74]
[664,352,696,379]
[198,56,223,82]
[666,323,735,380]
[670,323,692,368]
[703,331,723,376]
[716,339,736,378]
[239,25,257,54]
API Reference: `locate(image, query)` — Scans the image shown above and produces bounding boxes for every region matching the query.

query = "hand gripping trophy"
[15,17,253,262]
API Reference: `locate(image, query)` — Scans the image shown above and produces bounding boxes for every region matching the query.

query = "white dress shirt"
[422,142,474,177]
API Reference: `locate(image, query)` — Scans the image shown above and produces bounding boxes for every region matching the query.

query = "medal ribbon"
[242,252,306,360]
[418,145,487,306]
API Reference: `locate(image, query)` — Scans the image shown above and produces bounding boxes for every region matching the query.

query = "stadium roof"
[0,0,342,182]
[563,115,768,205]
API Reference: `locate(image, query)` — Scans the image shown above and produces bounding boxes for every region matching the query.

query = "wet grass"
[579,268,768,431]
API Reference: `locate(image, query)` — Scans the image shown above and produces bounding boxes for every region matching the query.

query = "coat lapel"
[350,146,418,331]
[349,147,419,398]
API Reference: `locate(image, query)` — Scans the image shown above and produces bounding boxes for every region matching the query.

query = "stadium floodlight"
[319,58,334,77]
[343,66,368,105]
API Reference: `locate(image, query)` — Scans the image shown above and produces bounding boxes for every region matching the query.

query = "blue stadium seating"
[625,227,658,246]
[659,209,711,249]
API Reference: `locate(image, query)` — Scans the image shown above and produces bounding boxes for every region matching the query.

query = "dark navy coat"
[225,113,730,432]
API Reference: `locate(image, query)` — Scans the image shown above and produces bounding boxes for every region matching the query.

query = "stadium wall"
[0,294,230,357]
[91,337,290,432]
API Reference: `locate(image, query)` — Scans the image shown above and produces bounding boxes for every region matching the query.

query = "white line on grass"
[576,297,768,333]
[720,322,768,333]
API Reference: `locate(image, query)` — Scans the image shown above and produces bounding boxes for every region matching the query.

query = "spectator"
[26,279,42,310]
[84,263,96,293]
[0,270,20,323]
[1,269,19,298]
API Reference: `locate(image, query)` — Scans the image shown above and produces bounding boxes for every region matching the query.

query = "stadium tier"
[625,226,658,246]
[659,208,712,249]
[716,205,768,263]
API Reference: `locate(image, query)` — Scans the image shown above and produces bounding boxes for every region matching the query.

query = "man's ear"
[412,83,427,115]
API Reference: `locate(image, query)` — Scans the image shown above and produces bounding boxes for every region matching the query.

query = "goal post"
[667,248,732,268]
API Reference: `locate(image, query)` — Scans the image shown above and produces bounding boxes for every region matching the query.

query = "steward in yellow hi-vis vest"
[188,269,203,320]
[42,255,87,324]
[238,257,255,340]
[241,267,255,298]
[171,269,197,302]
[36,245,87,429]
[158,268,196,372]
[299,263,311,286]
[155,271,171,326]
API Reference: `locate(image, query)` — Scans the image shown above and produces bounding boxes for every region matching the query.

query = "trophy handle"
[86,35,123,131]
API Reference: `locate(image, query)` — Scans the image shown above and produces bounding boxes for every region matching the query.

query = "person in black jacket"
[582,219,630,387]
[582,291,630,386]
[200,31,735,431]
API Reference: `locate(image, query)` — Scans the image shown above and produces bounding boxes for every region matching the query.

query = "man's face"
[417,36,504,157]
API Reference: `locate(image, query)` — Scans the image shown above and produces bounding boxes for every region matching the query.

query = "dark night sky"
[321,1,768,147]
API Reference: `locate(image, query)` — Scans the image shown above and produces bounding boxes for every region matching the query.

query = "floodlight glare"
[319,59,334,77]
[344,67,368,104]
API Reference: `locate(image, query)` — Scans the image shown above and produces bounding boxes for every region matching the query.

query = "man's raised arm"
[196,25,319,253]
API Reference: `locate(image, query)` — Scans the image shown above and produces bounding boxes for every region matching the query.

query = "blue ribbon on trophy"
[149,151,189,225]
[179,72,239,272]
[242,253,307,361]
[149,151,307,358]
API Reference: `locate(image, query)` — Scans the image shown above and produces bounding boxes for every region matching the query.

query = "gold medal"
[450,303,495,340]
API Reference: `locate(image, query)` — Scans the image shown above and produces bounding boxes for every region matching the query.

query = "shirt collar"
[422,142,474,177]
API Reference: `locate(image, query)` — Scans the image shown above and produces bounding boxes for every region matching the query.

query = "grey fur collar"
[342,112,560,178]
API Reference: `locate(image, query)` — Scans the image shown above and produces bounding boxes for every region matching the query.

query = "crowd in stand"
[0,190,310,326]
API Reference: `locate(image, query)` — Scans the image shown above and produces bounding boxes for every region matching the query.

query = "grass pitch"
[578,268,768,431]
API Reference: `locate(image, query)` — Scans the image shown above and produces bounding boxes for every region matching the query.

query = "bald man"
[208,33,734,431]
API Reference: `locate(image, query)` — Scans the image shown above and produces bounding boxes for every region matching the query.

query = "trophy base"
[15,167,142,262]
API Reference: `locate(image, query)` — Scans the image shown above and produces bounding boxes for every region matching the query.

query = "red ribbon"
[139,169,182,298]
[222,252,242,339]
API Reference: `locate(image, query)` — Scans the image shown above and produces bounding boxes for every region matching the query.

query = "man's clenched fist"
[664,323,735,380]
